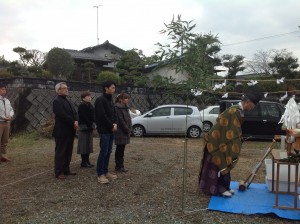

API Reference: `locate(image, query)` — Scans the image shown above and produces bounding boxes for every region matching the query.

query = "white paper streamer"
[278,97,300,129]
[276,77,285,84]
[221,93,228,98]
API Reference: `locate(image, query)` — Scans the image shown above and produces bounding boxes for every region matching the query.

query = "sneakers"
[106,172,117,180]
[98,173,117,184]
[221,191,232,197]
[229,189,235,195]
[98,175,109,184]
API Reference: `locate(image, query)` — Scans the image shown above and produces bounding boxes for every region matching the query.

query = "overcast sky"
[1,0,300,66]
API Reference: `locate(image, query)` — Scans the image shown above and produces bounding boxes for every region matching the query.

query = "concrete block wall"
[2,78,205,133]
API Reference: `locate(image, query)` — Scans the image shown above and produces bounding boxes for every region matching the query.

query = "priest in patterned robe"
[198,86,263,197]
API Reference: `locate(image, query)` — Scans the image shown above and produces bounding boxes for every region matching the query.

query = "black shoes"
[80,154,94,168]
[64,171,77,175]
[115,167,128,173]
[81,163,94,168]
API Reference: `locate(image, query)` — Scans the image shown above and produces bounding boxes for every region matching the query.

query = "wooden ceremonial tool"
[238,139,276,191]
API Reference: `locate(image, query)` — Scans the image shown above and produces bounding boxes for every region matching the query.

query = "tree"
[13,47,45,67]
[116,49,146,76]
[155,15,196,75]
[221,54,245,90]
[245,50,274,75]
[0,55,10,67]
[144,54,160,66]
[269,54,299,79]
[7,61,24,76]
[222,54,245,78]
[155,15,221,96]
[13,47,29,67]
[82,61,96,82]
[45,47,75,79]
[245,49,298,77]
[96,71,120,84]
[116,49,146,85]
[184,33,221,79]
[26,49,46,67]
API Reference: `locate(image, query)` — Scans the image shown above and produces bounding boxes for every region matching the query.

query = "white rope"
[0,157,82,189]
[0,139,200,188]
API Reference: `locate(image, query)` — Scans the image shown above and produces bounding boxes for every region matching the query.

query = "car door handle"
[263,120,267,123]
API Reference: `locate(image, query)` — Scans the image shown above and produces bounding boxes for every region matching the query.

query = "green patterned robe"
[204,105,244,175]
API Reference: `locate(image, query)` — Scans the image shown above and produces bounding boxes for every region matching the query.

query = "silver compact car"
[132,105,203,138]
[199,105,219,132]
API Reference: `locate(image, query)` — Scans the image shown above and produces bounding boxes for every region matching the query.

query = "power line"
[223,31,300,47]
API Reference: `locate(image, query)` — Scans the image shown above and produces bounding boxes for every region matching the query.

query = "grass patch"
[9,131,41,148]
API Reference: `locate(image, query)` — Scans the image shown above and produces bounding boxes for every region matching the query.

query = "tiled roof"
[65,49,110,62]
[81,40,125,53]
[65,40,124,62]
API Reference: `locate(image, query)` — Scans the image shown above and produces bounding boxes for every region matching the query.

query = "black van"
[219,100,286,139]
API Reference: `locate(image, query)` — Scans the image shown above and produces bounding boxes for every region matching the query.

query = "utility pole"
[93,5,102,45]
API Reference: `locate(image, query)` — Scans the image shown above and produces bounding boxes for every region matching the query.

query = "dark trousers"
[54,136,74,176]
[199,145,231,195]
[81,154,91,165]
[115,144,126,169]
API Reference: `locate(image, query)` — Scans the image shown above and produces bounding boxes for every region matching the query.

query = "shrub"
[0,69,13,78]
[39,117,54,139]
[96,71,120,84]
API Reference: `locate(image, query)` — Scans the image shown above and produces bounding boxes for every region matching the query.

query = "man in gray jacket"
[0,83,14,163]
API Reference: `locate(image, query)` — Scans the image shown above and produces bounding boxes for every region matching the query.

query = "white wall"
[146,66,189,83]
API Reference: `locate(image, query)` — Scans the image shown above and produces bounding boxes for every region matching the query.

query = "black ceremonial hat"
[244,86,264,105]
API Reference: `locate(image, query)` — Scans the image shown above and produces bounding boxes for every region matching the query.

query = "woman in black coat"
[114,93,132,172]
[77,91,95,168]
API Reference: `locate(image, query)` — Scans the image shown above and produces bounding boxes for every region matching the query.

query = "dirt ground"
[0,134,298,224]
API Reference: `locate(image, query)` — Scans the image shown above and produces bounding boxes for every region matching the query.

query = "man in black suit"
[52,82,78,180]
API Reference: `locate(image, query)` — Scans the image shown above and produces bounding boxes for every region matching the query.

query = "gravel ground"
[0,134,298,224]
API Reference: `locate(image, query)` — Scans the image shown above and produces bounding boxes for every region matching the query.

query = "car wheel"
[203,121,213,132]
[187,126,201,138]
[132,125,145,137]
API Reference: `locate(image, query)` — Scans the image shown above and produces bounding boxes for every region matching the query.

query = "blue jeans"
[96,134,114,176]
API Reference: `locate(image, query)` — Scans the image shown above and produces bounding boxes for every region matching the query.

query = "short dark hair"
[81,91,91,99]
[102,80,116,92]
[0,83,7,88]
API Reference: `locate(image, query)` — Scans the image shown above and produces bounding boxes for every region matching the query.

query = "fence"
[2,77,219,133]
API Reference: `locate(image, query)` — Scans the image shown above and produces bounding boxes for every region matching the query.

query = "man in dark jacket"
[95,81,118,184]
[52,82,78,180]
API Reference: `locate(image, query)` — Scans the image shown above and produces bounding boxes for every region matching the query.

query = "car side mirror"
[146,113,153,117]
